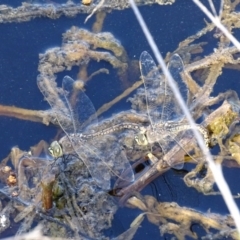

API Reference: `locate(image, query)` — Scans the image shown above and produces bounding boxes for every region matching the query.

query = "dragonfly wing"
[161,129,199,169]
[62,76,134,187]
[140,52,181,168]
[89,135,135,184]
[38,75,98,135]
[104,139,135,184]
[161,54,188,123]
[140,52,189,169]
[37,74,74,133]
[160,54,189,169]
[72,137,134,190]
[157,134,186,170]
[139,51,165,126]
[75,144,111,190]
[62,76,98,132]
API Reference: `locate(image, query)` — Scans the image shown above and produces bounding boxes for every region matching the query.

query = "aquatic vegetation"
[0,0,175,23]
[38,27,128,82]
[1,0,240,239]
[127,192,238,240]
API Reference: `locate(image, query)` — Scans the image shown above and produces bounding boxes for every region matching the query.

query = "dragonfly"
[37,75,135,190]
[135,51,209,169]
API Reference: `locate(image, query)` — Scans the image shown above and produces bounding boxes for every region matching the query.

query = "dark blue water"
[0,1,239,239]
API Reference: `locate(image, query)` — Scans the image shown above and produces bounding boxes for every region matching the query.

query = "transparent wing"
[159,54,189,169]
[61,76,134,189]
[73,142,111,190]
[62,76,98,133]
[37,74,73,132]
[139,52,188,124]
[37,75,98,134]
[155,127,195,169]
[139,51,164,126]
[72,137,135,190]
[162,54,188,122]
[164,129,196,169]
[140,52,190,170]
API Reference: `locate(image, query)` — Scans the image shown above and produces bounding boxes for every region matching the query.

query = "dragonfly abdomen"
[154,122,209,146]
[80,123,141,139]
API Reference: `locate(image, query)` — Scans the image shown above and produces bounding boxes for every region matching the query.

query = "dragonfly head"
[135,133,148,146]
[48,141,63,158]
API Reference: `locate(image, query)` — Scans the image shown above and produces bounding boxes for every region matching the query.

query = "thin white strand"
[219,0,224,19]
[192,0,240,50]
[129,0,240,233]
[84,0,105,23]
[207,0,218,17]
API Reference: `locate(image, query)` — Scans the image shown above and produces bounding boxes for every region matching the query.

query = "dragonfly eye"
[48,141,63,158]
